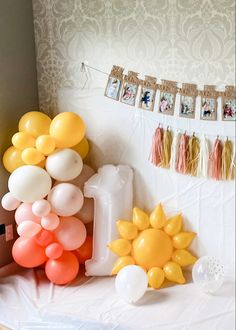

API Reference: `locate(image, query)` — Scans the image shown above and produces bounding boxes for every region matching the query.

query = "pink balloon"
[32,199,51,217]
[17,220,42,238]
[75,198,94,224]
[12,237,47,268]
[47,183,84,216]
[41,213,60,231]
[15,203,41,225]
[35,229,54,247]
[54,216,86,250]
[45,242,63,259]
[1,192,21,211]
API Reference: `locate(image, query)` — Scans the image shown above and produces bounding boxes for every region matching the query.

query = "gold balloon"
[172,249,197,266]
[19,111,51,138]
[49,112,86,148]
[12,132,35,150]
[72,137,89,160]
[132,228,173,269]
[147,267,165,289]
[2,146,25,173]
[163,261,186,284]
[164,214,182,236]
[111,256,135,275]
[150,203,167,229]
[132,207,149,230]
[108,239,132,257]
[116,220,138,240]
[172,232,196,249]
[36,135,56,155]
[21,147,44,165]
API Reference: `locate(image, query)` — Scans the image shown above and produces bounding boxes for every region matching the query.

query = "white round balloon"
[115,265,148,304]
[192,256,225,294]
[47,183,84,216]
[8,165,52,203]
[32,199,51,217]
[46,148,83,181]
[1,192,21,211]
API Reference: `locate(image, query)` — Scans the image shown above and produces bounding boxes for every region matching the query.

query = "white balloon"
[8,165,52,203]
[1,192,21,211]
[46,148,83,181]
[47,183,84,216]
[32,199,51,217]
[85,165,133,276]
[75,198,94,224]
[115,265,148,304]
[192,256,225,294]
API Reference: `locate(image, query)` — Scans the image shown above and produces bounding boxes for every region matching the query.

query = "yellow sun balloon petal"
[132,207,149,230]
[150,203,167,229]
[163,261,186,284]
[111,256,135,275]
[172,249,197,267]
[164,214,182,236]
[147,267,165,289]
[108,239,132,257]
[172,232,196,249]
[116,220,138,240]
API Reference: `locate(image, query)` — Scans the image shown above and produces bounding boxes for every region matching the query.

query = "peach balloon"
[32,199,51,217]
[41,213,60,231]
[12,237,47,268]
[15,203,41,225]
[17,220,42,238]
[45,251,79,284]
[75,198,94,224]
[68,164,95,190]
[35,229,54,247]
[54,216,86,250]
[45,242,63,259]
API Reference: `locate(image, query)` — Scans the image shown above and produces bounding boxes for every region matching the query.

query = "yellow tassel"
[162,129,173,168]
[222,139,233,180]
[187,135,200,176]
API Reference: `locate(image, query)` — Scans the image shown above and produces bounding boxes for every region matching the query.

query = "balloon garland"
[1,111,93,284]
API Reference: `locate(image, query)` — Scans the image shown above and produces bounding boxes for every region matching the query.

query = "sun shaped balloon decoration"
[108,204,197,289]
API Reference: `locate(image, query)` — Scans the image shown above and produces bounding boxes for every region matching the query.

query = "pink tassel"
[209,138,223,180]
[149,127,163,166]
[176,133,189,174]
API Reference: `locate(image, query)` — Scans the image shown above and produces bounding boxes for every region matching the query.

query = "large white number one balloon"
[84,165,133,276]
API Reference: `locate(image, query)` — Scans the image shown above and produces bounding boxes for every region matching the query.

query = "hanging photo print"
[179,83,198,119]
[200,85,218,121]
[104,65,124,101]
[138,76,157,111]
[221,85,236,121]
[158,80,177,115]
[120,71,140,106]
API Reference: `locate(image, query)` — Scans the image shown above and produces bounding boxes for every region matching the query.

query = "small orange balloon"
[19,111,52,138]
[12,132,36,150]
[21,147,44,165]
[45,251,79,284]
[3,146,25,173]
[74,235,93,264]
[36,135,56,155]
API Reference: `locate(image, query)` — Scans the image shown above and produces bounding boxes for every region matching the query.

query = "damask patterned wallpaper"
[32,0,235,114]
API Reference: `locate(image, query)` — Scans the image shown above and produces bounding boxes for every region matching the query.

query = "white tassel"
[170,131,181,171]
[197,135,209,178]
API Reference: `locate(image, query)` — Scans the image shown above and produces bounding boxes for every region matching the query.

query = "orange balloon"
[74,235,93,264]
[35,230,54,247]
[45,251,79,284]
[19,111,51,138]
[12,237,47,268]
[3,146,25,173]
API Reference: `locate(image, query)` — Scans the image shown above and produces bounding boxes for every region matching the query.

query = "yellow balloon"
[21,147,44,165]
[172,232,196,249]
[19,111,51,138]
[111,256,135,275]
[132,228,173,270]
[147,267,165,289]
[108,239,132,257]
[36,135,56,155]
[164,214,182,236]
[163,261,186,284]
[172,249,197,267]
[72,137,89,160]
[2,146,25,173]
[132,207,149,230]
[12,132,35,150]
[150,203,167,229]
[49,112,86,148]
[116,220,138,240]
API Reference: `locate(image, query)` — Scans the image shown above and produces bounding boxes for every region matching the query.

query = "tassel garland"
[170,131,181,171]
[149,127,163,166]
[209,138,223,180]
[176,133,189,174]
[162,129,173,168]
[197,135,209,178]
[221,139,233,180]
[187,135,200,176]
